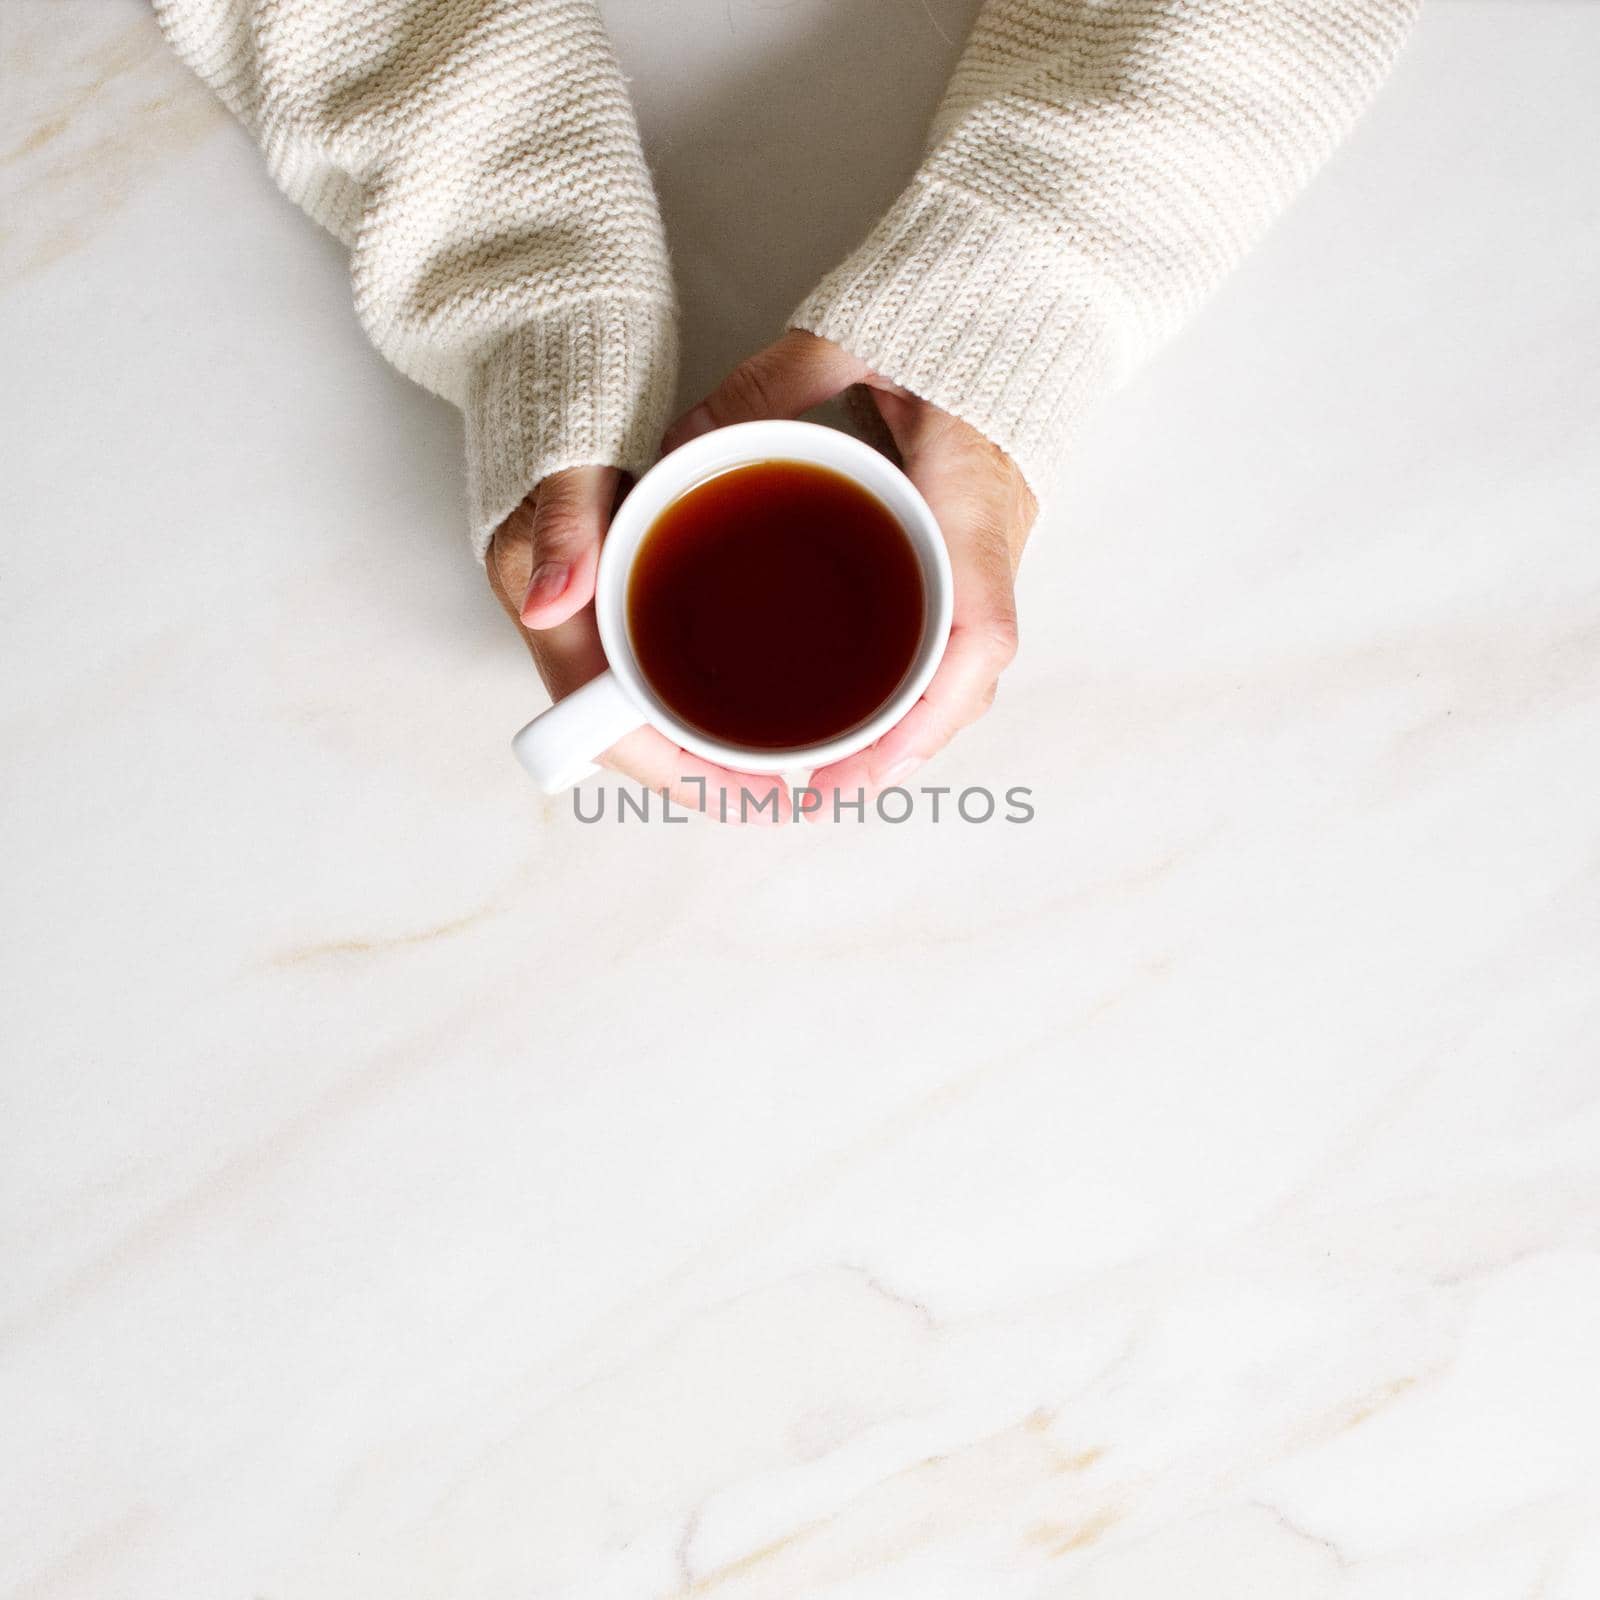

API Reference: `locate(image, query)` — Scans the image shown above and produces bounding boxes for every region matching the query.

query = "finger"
[805,612,1016,815]
[517,466,619,629]
[807,444,1022,817]
[663,330,869,452]
[869,386,1039,568]
[597,729,792,826]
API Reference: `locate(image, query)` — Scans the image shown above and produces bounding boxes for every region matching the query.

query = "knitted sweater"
[153,0,1419,556]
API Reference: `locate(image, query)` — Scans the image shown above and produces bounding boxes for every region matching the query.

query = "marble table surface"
[4,2,1599,1595]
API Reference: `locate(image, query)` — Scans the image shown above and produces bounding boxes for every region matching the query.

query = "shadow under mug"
[511,420,954,794]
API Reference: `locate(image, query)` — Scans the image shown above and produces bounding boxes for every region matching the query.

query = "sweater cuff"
[464,296,678,559]
[791,177,1130,505]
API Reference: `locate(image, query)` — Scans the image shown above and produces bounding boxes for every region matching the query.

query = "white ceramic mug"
[511,419,953,793]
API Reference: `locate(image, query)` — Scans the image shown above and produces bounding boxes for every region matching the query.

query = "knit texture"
[153,0,678,556]
[155,0,1419,547]
[793,0,1420,502]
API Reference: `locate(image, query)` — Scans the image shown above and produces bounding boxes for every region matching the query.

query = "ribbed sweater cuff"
[464,297,678,559]
[791,178,1129,504]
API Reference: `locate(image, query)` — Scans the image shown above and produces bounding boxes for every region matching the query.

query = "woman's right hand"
[486,468,790,822]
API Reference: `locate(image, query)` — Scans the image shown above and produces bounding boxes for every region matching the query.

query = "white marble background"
[3,2,1599,1595]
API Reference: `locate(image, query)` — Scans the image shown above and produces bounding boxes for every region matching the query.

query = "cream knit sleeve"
[152,0,676,557]
[792,0,1420,502]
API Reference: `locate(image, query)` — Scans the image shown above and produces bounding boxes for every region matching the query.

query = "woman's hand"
[664,331,1036,812]
[486,468,790,821]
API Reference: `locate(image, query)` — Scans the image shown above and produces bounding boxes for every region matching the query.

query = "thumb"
[518,466,619,629]
[663,331,869,453]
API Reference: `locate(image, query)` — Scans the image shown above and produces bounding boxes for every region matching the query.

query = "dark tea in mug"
[627,460,926,750]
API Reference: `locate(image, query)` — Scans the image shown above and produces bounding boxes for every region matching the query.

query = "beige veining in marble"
[2,2,1598,1598]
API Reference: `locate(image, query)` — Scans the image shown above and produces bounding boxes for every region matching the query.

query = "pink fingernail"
[521,560,568,616]
[668,405,715,450]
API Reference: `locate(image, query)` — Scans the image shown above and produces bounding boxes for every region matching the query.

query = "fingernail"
[666,404,714,451]
[878,757,920,788]
[521,560,568,617]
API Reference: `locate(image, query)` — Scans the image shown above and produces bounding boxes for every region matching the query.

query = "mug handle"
[511,670,645,794]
